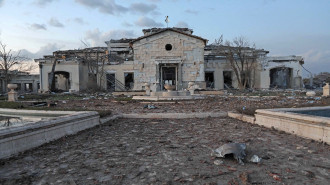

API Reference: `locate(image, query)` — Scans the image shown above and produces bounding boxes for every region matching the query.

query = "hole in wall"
[165,44,172,51]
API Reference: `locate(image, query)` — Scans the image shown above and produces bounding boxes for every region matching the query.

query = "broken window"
[124,73,134,90]
[205,72,214,88]
[270,67,292,89]
[52,71,70,91]
[223,71,233,89]
[24,83,33,92]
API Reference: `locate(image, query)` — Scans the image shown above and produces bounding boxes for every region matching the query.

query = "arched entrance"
[270,67,292,89]
[49,71,70,91]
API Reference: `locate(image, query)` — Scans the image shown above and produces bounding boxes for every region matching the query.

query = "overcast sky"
[0,0,329,76]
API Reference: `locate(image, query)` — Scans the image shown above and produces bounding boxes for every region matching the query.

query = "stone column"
[323,83,329,97]
[7,84,18,102]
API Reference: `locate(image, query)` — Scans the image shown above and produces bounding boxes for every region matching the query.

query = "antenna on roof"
[165,16,169,28]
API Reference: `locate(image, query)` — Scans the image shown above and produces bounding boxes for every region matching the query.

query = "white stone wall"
[132,30,206,90]
[260,56,303,89]
[204,56,303,89]
[39,60,87,92]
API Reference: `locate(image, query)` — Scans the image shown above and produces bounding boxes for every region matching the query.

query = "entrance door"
[161,66,177,90]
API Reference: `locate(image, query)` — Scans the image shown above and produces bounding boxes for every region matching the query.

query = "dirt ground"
[0,95,329,184]
[0,116,329,185]
[53,95,328,115]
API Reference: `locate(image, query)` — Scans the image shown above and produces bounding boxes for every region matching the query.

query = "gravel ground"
[0,117,329,185]
[54,96,328,115]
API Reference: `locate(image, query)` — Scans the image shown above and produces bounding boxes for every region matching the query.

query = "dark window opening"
[223,71,233,89]
[205,72,214,88]
[161,66,176,90]
[51,71,70,92]
[25,83,33,92]
[165,44,172,51]
[124,73,134,90]
[270,67,292,89]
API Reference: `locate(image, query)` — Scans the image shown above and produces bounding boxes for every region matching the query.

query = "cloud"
[20,43,64,59]
[175,21,189,28]
[185,9,198,15]
[30,23,47,30]
[0,0,4,7]
[147,0,161,2]
[84,28,136,47]
[300,49,330,75]
[122,21,133,27]
[73,17,88,25]
[75,0,128,15]
[130,3,157,14]
[48,18,64,27]
[34,0,58,7]
[135,16,164,27]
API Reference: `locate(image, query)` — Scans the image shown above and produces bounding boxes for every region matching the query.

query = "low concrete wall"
[122,112,227,119]
[255,106,330,144]
[0,110,99,159]
[112,91,145,96]
[196,91,226,95]
[228,112,255,124]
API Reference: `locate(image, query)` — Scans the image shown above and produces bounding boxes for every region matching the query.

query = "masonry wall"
[101,62,136,91]
[260,58,303,89]
[39,61,85,92]
[132,31,206,91]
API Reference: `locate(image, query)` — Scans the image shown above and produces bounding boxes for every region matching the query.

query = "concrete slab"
[255,106,330,144]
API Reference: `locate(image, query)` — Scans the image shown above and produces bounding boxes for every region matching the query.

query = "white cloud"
[185,9,198,15]
[0,0,5,7]
[300,49,330,75]
[49,18,64,27]
[135,16,163,27]
[84,28,136,47]
[30,23,47,30]
[20,43,64,59]
[147,0,161,2]
[75,0,128,15]
[34,0,58,7]
[122,21,133,27]
[130,3,158,14]
[175,21,189,28]
[73,17,88,25]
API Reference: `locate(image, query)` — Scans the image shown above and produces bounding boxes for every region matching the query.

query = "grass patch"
[0,101,25,109]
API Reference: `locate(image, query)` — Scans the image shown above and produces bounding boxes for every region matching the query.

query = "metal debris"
[214,143,246,165]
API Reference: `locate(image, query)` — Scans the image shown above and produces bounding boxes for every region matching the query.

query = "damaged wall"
[260,56,303,89]
[132,30,206,91]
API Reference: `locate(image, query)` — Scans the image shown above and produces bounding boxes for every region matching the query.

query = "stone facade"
[36,27,304,92]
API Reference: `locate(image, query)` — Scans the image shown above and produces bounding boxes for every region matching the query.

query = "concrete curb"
[227,112,255,124]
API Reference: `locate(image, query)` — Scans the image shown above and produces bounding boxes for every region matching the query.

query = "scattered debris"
[250,155,262,163]
[213,160,223,166]
[144,104,157,109]
[214,143,246,165]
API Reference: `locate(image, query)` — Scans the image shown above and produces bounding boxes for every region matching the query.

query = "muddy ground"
[0,116,329,185]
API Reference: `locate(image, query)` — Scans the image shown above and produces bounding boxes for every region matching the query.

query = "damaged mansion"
[35,28,304,92]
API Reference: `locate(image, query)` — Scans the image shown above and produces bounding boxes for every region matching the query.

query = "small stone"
[213,160,223,166]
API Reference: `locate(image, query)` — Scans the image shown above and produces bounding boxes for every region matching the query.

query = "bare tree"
[213,36,259,90]
[0,41,28,91]
[76,47,108,90]
[48,55,60,92]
